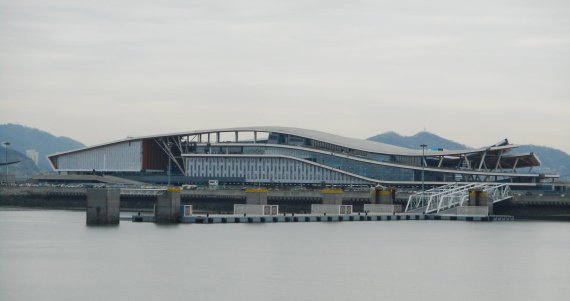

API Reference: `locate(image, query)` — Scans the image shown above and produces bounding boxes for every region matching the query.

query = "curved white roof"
[235,126,418,155]
[132,126,515,157]
[49,126,517,158]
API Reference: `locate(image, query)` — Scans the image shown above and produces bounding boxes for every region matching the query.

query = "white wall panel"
[57,140,142,172]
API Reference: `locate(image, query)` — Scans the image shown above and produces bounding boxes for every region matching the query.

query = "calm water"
[1,209,569,301]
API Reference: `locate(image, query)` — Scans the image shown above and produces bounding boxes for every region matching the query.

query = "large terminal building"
[47,126,557,188]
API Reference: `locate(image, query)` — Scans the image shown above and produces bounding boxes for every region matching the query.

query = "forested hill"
[0,123,85,172]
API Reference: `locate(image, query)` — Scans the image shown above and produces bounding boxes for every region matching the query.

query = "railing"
[405,183,461,212]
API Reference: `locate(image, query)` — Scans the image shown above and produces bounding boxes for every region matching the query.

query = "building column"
[370,186,395,204]
[468,188,492,215]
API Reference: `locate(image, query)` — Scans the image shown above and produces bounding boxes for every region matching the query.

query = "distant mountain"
[369,131,470,150]
[368,131,570,180]
[0,148,40,180]
[0,124,85,172]
[515,145,570,179]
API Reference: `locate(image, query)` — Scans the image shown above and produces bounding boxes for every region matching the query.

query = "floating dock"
[127,213,514,224]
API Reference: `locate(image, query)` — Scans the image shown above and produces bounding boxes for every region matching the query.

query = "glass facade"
[194,144,414,182]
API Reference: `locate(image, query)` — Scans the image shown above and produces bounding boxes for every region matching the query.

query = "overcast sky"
[1,0,569,153]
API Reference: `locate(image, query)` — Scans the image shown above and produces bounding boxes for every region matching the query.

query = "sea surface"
[1,209,569,301]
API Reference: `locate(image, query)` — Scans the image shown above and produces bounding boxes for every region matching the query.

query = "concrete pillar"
[86,188,120,225]
[370,186,395,204]
[320,189,343,205]
[155,187,181,223]
[245,188,268,205]
[483,191,492,215]
[468,188,492,215]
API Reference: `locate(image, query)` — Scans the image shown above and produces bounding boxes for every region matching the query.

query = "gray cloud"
[1,0,569,152]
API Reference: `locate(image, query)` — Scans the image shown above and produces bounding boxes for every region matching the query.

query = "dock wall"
[1,186,570,219]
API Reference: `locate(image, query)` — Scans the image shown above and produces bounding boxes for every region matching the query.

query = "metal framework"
[405,183,512,214]
[154,137,186,176]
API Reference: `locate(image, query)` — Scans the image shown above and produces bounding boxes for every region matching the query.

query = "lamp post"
[3,142,10,185]
[420,144,427,202]
[167,142,173,187]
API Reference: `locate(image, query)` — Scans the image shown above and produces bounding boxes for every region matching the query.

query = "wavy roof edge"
[48,126,519,158]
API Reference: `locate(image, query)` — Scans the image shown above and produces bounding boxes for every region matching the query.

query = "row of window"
[185,157,369,184]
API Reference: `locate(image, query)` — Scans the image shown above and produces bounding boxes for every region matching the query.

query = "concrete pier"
[234,204,279,215]
[155,187,181,223]
[469,188,492,215]
[245,188,268,205]
[320,189,344,205]
[457,206,489,216]
[169,213,514,224]
[363,204,402,214]
[371,186,396,204]
[86,188,120,225]
[311,204,353,215]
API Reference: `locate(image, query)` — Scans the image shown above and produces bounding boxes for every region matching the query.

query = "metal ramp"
[405,183,512,214]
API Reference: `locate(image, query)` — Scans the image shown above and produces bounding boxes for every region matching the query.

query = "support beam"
[465,155,471,169]
[478,151,487,171]
[154,138,185,176]
[512,158,520,172]
[494,150,503,171]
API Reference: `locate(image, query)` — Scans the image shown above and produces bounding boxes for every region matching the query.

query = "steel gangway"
[404,182,512,214]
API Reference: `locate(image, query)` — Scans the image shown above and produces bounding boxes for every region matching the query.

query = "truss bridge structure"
[405,183,512,214]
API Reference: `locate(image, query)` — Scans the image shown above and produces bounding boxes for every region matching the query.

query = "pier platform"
[126,213,514,224]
